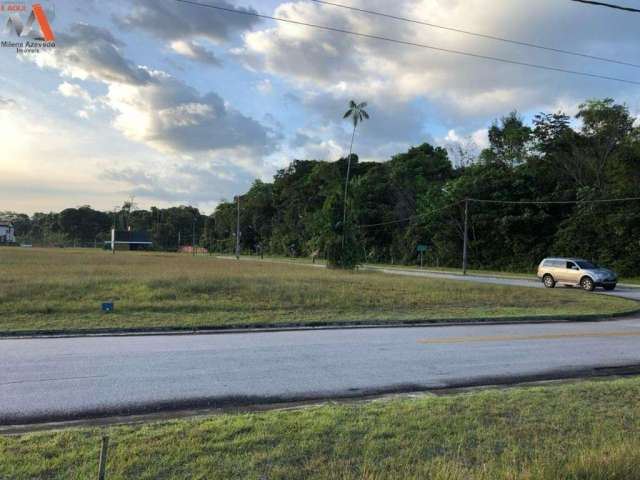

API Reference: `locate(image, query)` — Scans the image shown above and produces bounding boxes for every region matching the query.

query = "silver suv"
[537,257,617,292]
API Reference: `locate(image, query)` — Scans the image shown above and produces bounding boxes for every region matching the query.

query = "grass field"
[0,248,637,333]
[3,377,640,479]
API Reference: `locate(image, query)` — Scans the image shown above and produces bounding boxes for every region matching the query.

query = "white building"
[0,222,16,244]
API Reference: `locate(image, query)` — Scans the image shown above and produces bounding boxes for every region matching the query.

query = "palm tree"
[342,100,369,234]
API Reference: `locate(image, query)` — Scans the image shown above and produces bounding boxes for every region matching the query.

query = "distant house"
[0,222,16,244]
[106,229,152,251]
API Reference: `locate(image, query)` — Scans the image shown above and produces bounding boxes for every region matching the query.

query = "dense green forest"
[4,98,640,274]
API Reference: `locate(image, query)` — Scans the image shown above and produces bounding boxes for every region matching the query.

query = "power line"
[469,196,640,205]
[569,0,640,13]
[312,0,640,70]
[173,0,640,86]
[358,200,462,228]
[358,195,640,228]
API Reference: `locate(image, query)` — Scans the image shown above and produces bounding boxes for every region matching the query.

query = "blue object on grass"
[102,302,114,313]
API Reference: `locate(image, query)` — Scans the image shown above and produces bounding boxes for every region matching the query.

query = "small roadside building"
[0,221,16,244]
[107,229,152,251]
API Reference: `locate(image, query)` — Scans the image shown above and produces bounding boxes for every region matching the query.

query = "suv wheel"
[543,274,556,288]
[581,276,595,292]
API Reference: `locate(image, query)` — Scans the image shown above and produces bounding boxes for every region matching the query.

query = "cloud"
[237,0,640,123]
[25,20,281,210]
[256,78,273,95]
[439,127,489,166]
[0,96,16,109]
[57,81,103,118]
[34,23,152,85]
[104,70,277,156]
[57,81,91,101]
[290,131,315,148]
[102,154,260,206]
[31,23,277,158]
[471,129,490,150]
[443,128,488,149]
[282,91,433,162]
[115,0,260,64]
[170,40,221,66]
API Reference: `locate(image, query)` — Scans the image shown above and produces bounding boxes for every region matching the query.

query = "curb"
[2,307,640,339]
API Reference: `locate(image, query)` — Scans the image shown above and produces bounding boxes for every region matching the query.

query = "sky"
[1,0,640,214]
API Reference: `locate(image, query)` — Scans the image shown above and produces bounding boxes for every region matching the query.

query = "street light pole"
[235,195,241,260]
[462,198,469,275]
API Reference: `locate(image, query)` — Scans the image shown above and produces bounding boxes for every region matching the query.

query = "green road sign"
[416,244,428,253]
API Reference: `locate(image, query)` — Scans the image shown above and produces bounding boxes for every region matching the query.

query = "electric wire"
[173,0,640,86]
[357,195,640,229]
[311,0,640,69]
[569,0,640,13]
[357,200,462,228]
[468,196,640,205]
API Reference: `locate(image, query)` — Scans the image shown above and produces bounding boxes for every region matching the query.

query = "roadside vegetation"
[4,98,640,276]
[0,248,636,333]
[230,254,640,285]
[3,377,640,479]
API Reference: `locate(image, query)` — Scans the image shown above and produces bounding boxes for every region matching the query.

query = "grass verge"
[3,377,640,479]
[1,248,637,333]
[231,254,640,286]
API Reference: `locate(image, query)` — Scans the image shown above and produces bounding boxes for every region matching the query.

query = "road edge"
[2,307,640,339]
[3,366,640,434]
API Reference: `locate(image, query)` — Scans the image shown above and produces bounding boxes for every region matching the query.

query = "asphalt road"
[3,318,640,425]
[368,266,640,302]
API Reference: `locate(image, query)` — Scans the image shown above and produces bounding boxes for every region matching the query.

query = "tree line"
[4,98,640,275]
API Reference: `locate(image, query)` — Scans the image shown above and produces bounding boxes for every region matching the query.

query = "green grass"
[3,377,640,479]
[0,248,637,333]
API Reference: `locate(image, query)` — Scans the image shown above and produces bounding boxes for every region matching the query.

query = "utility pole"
[111,206,119,255]
[235,195,241,260]
[462,198,469,275]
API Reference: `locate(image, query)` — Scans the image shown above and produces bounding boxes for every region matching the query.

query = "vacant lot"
[0,248,636,333]
[3,377,640,479]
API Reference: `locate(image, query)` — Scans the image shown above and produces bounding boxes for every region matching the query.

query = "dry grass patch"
[0,248,636,333]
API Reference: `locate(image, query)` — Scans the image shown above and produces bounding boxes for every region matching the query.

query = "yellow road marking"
[418,331,640,344]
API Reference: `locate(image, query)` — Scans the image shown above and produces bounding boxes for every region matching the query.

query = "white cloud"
[22,21,280,210]
[439,127,489,166]
[58,82,91,101]
[471,128,490,150]
[34,24,151,84]
[444,129,462,143]
[169,40,221,66]
[31,23,276,159]
[256,79,273,95]
[237,0,640,121]
[116,0,258,65]
[104,70,276,156]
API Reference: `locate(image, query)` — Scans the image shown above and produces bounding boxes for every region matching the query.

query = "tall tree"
[342,100,370,231]
[482,111,531,166]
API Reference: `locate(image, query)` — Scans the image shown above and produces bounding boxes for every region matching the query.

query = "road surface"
[3,318,640,425]
[367,266,640,302]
